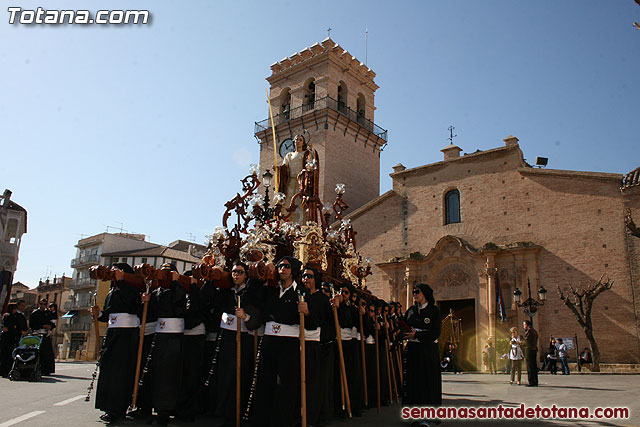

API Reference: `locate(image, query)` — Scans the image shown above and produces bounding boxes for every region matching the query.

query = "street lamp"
[254,170,275,223]
[513,278,547,323]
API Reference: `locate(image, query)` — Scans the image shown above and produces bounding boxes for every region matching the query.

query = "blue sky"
[1,1,639,287]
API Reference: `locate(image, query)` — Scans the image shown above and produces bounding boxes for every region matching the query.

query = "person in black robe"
[300,266,327,426]
[199,278,221,415]
[0,303,18,377]
[254,256,307,427]
[127,285,158,421]
[363,299,379,409]
[177,271,206,422]
[14,300,28,337]
[375,301,391,406]
[29,299,55,375]
[318,282,336,424]
[150,263,187,426]
[92,264,141,423]
[214,261,265,427]
[402,283,441,407]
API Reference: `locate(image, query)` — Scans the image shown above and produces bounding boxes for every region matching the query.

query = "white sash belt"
[144,321,157,336]
[206,332,218,342]
[108,313,140,329]
[351,327,360,340]
[156,317,184,333]
[184,322,206,336]
[365,336,375,345]
[304,327,321,342]
[220,313,248,333]
[340,327,353,340]
[265,321,299,338]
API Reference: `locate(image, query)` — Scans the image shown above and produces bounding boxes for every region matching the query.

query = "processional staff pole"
[358,310,368,408]
[373,315,381,414]
[331,295,352,417]
[266,87,279,190]
[236,295,242,427]
[131,280,151,409]
[383,312,396,403]
[299,292,307,427]
[92,291,101,357]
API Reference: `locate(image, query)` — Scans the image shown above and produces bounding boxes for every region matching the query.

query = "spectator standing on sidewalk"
[545,337,558,375]
[556,338,570,375]
[508,327,524,385]
[522,320,538,387]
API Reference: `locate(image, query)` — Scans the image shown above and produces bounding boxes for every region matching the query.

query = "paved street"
[0,363,638,427]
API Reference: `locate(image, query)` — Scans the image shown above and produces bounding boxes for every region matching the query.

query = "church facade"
[348,137,640,367]
[255,39,640,367]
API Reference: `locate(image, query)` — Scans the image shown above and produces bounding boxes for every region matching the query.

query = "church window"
[357,93,366,126]
[280,88,291,121]
[303,79,315,112]
[445,190,460,224]
[337,82,348,114]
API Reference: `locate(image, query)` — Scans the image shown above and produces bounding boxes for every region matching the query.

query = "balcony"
[61,323,92,332]
[254,95,388,142]
[67,278,99,290]
[63,300,93,310]
[70,254,100,268]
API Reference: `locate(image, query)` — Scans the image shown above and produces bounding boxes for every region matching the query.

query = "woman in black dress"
[402,283,441,407]
[0,303,18,377]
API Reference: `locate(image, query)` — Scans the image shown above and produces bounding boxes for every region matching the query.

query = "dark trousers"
[318,342,335,422]
[526,350,538,386]
[255,335,300,427]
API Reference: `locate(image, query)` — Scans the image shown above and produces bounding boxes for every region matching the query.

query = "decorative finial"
[448,125,457,144]
[327,27,332,38]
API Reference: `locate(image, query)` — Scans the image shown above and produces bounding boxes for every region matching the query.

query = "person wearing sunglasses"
[362,299,378,409]
[29,298,56,376]
[318,282,337,422]
[255,256,307,427]
[403,283,442,412]
[300,266,332,427]
[91,263,142,424]
[334,283,364,417]
[212,260,264,427]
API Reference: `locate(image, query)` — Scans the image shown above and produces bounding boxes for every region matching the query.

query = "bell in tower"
[255,38,388,220]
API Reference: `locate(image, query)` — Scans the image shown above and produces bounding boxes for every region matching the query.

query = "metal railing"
[61,323,92,332]
[254,96,388,142]
[63,300,93,310]
[67,278,99,290]
[70,254,100,268]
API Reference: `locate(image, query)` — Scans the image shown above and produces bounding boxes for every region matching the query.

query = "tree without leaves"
[557,275,614,372]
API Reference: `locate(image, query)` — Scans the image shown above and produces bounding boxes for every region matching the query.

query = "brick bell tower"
[255,38,388,215]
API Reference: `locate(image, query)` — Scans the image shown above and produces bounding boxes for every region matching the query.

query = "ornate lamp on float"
[513,278,547,323]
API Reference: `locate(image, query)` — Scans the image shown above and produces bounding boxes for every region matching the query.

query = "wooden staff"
[331,300,351,417]
[91,291,101,358]
[131,280,151,409]
[358,310,368,408]
[236,295,242,427]
[373,315,381,414]
[384,313,399,403]
[298,292,307,427]
[395,346,404,386]
[382,314,394,404]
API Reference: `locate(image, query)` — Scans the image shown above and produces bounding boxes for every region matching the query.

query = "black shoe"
[128,408,151,419]
[525,384,538,387]
[100,413,121,423]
